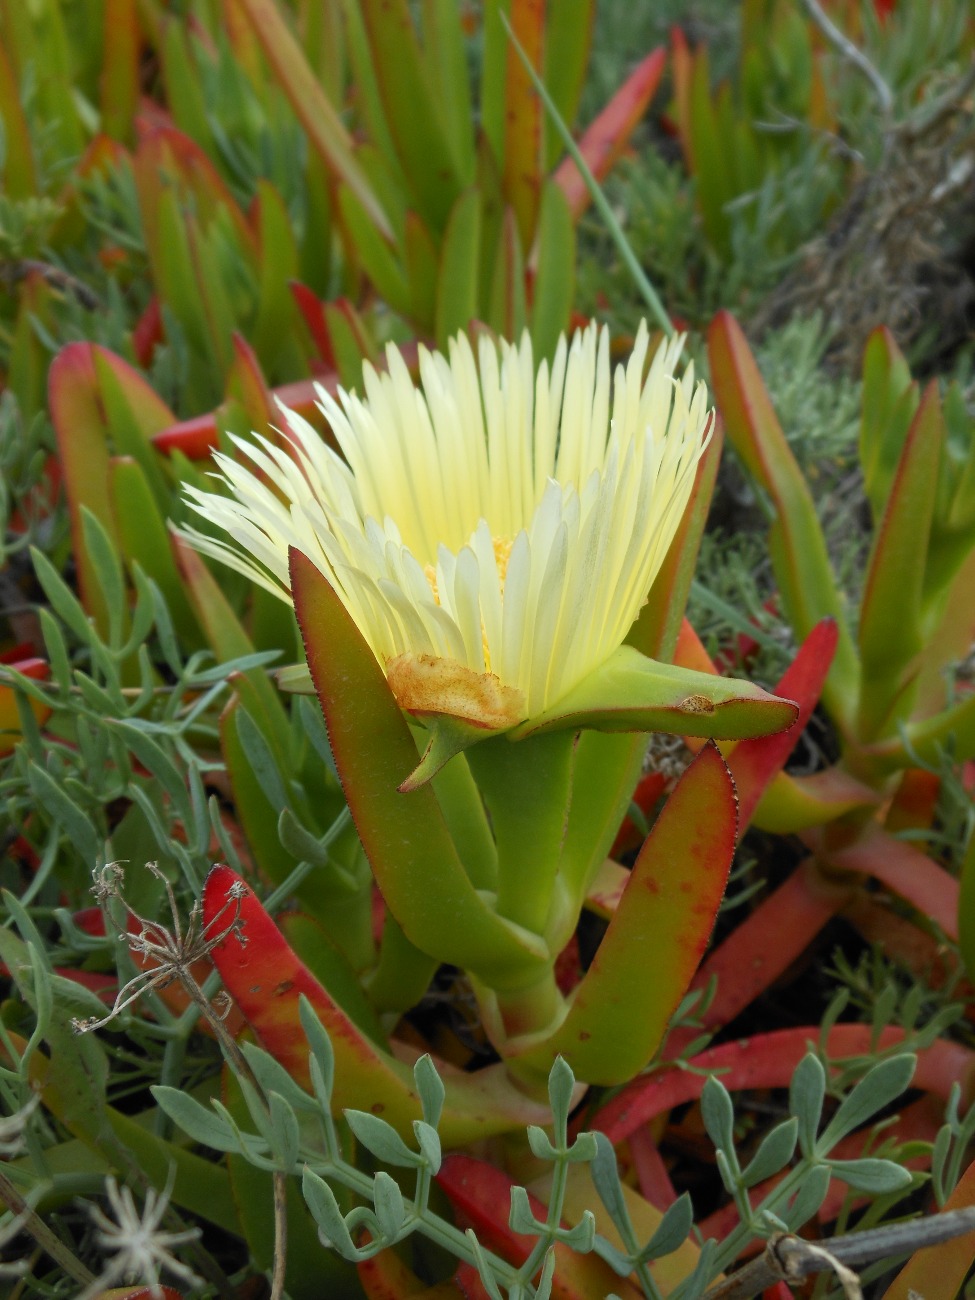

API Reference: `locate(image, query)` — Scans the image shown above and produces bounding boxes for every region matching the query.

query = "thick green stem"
[467,729,576,938]
[493,966,564,1042]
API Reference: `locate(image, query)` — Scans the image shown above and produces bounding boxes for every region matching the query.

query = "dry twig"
[702,1208,975,1300]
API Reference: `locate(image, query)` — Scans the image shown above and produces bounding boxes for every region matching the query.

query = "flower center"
[424,535,514,672]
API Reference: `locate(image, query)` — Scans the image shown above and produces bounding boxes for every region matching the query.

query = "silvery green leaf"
[345,1204,383,1243]
[784,1162,830,1228]
[152,1088,239,1151]
[669,1237,718,1299]
[299,995,334,1104]
[466,1228,505,1300]
[191,650,281,683]
[240,1076,277,1143]
[278,808,332,867]
[701,1076,737,1170]
[12,690,46,763]
[901,982,923,1031]
[39,608,70,689]
[121,564,158,657]
[637,1192,694,1264]
[3,893,51,968]
[548,1056,576,1138]
[527,1125,557,1161]
[508,1185,540,1235]
[268,1092,300,1170]
[931,1123,952,1203]
[414,1053,445,1128]
[558,1211,595,1252]
[372,1171,407,1239]
[535,1247,556,1300]
[235,707,288,811]
[2,663,55,710]
[302,1168,360,1260]
[149,579,182,675]
[592,1236,632,1276]
[209,1095,271,1162]
[590,1132,634,1243]
[76,672,121,716]
[828,1157,912,1193]
[112,723,191,828]
[241,1041,318,1114]
[741,1118,798,1187]
[81,508,125,648]
[790,1053,826,1158]
[873,982,897,1034]
[27,764,100,864]
[566,1132,598,1163]
[412,1120,441,1174]
[757,1208,788,1232]
[31,546,94,644]
[345,1110,422,1167]
[298,694,340,779]
[715,1147,739,1196]
[819,1055,915,1151]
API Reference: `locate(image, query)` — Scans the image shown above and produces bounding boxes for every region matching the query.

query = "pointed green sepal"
[399,713,493,791]
[509,645,798,741]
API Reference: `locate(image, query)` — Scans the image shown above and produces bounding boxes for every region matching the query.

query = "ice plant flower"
[178,322,711,733]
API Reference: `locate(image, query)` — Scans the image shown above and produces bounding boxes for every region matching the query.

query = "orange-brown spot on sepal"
[386,653,525,730]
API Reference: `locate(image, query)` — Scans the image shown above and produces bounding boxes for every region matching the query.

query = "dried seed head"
[76,1171,202,1300]
[73,862,247,1035]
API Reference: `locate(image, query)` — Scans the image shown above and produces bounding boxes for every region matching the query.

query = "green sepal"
[510,645,798,741]
[399,712,491,791]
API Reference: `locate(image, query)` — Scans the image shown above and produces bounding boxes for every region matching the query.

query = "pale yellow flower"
[178,323,712,729]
